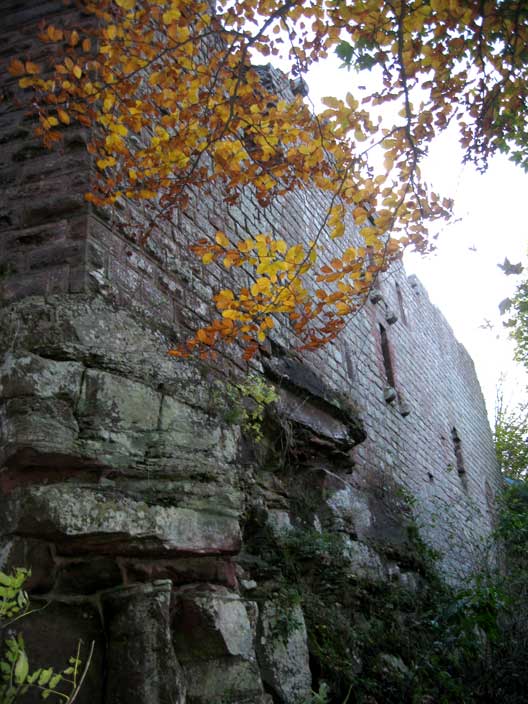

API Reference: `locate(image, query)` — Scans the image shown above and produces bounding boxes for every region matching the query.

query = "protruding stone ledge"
[263,352,366,450]
[2,484,242,557]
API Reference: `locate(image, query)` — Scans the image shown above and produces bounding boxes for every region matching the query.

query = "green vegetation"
[211,373,278,441]
[245,501,527,704]
[0,569,91,703]
[494,388,528,481]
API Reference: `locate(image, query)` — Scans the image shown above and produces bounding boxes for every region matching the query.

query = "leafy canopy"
[494,388,528,481]
[9,0,528,357]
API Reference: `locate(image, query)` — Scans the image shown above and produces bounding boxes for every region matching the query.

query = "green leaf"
[38,668,53,686]
[14,651,29,684]
[49,673,62,689]
[0,573,15,587]
[27,669,41,684]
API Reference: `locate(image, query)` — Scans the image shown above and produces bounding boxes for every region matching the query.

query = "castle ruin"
[0,2,502,702]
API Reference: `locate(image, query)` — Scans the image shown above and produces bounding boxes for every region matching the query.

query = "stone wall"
[0,2,502,703]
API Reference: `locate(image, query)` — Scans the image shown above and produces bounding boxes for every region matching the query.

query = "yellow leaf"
[272,239,287,254]
[47,25,63,42]
[321,96,341,109]
[73,65,82,79]
[57,109,70,125]
[115,0,135,8]
[215,289,235,309]
[162,9,181,24]
[103,95,115,112]
[336,302,351,316]
[215,231,229,248]
[109,122,128,136]
[222,309,243,320]
[330,222,345,239]
[202,252,215,265]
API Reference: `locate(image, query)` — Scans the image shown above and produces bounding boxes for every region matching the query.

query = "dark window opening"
[395,282,407,325]
[379,324,395,388]
[451,427,466,474]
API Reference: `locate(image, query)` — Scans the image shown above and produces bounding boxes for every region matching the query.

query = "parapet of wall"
[0,2,502,703]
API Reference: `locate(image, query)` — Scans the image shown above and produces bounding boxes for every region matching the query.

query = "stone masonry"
[0,2,502,703]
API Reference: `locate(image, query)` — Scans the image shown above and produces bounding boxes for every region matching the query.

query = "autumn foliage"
[9,0,528,358]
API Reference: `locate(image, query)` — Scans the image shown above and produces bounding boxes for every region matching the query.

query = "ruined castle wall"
[0,2,502,703]
[0,0,500,580]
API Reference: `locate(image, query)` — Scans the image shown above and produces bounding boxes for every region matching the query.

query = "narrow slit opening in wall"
[342,341,355,382]
[395,282,407,325]
[379,323,395,387]
[451,427,466,474]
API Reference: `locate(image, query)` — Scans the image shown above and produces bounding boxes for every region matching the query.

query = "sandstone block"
[256,601,312,704]
[102,581,186,704]
[2,484,241,556]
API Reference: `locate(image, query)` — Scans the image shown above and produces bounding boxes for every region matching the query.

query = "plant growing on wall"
[8,0,528,357]
[212,374,278,441]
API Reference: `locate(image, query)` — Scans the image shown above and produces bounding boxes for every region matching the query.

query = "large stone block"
[78,369,160,431]
[0,352,83,402]
[0,352,84,467]
[172,586,266,703]
[102,581,186,704]
[256,601,312,704]
[2,484,242,556]
[0,397,79,468]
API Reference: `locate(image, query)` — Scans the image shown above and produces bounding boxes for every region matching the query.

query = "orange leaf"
[57,109,70,125]
[8,59,25,77]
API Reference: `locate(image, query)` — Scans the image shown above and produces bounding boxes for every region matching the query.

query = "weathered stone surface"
[374,653,410,680]
[159,395,239,460]
[103,581,186,704]
[256,601,312,704]
[78,369,161,431]
[277,386,356,449]
[343,537,385,581]
[0,352,83,401]
[3,484,241,555]
[172,586,266,703]
[120,556,238,588]
[262,353,365,446]
[173,586,256,662]
[325,483,373,538]
[182,658,268,704]
[1,396,79,467]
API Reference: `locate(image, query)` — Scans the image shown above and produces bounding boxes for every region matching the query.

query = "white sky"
[303,55,528,423]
